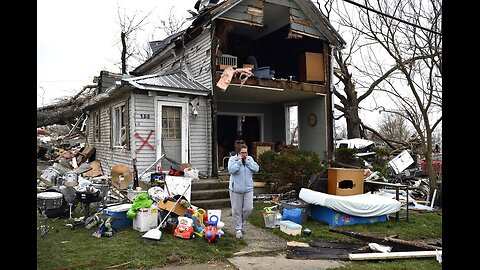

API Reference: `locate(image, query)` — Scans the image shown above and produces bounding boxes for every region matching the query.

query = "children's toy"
[196,208,208,224]
[203,215,223,243]
[192,214,205,237]
[92,217,114,238]
[174,216,195,239]
[142,184,190,241]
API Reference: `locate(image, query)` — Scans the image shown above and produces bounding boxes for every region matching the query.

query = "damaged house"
[81,0,345,177]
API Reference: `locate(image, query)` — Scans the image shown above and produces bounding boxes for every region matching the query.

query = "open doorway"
[285,104,299,146]
[217,114,261,168]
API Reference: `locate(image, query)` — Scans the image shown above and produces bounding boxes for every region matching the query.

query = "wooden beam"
[329,228,442,251]
[221,74,326,93]
[349,250,441,261]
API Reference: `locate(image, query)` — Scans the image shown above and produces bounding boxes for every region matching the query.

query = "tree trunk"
[121,31,127,74]
[343,87,361,138]
[37,102,84,127]
[346,115,361,138]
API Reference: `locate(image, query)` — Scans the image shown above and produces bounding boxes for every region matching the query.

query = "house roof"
[149,30,185,55]
[123,70,209,96]
[133,0,345,74]
[205,0,345,47]
[292,0,346,47]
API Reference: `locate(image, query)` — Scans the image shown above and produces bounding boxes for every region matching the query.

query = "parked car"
[420,153,442,178]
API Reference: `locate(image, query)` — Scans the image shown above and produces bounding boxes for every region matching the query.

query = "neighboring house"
[81,0,345,177]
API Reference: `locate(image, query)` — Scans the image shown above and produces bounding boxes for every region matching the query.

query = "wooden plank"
[329,228,442,251]
[308,239,365,249]
[349,250,441,261]
[286,246,353,260]
[223,75,326,93]
[81,160,103,177]
[286,238,370,260]
[290,22,323,39]
[287,241,309,247]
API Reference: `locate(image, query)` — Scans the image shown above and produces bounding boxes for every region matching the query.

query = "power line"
[341,0,442,36]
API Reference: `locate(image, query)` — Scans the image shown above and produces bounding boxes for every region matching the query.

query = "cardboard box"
[327,168,364,196]
[133,206,159,232]
[310,205,388,226]
[157,200,188,216]
[279,220,302,236]
[298,52,324,82]
[99,203,133,229]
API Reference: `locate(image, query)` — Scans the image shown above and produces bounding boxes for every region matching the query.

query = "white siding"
[138,30,214,176]
[131,92,214,177]
[85,29,215,177]
[131,93,157,175]
[149,30,213,91]
[188,96,211,175]
[187,30,213,89]
[87,95,134,175]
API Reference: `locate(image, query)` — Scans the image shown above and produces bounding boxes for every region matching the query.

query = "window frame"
[111,104,127,148]
[93,110,101,142]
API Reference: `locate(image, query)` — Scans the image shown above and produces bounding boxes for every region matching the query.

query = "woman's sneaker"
[236,230,243,239]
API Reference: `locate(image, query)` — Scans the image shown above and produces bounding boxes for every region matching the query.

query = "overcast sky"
[37,0,198,108]
[37,0,410,131]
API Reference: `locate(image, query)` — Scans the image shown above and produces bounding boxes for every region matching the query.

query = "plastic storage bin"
[279,220,302,236]
[262,206,281,228]
[281,199,309,224]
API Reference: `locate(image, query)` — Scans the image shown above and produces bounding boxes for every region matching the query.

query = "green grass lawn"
[249,202,442,270]
[37,202,442,269]
[36,208,246,269]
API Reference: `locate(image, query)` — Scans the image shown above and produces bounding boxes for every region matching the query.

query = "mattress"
[299,188,401,217]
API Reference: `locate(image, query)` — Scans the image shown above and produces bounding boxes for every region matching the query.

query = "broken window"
[93,110,100,142]
[112,104,127,147]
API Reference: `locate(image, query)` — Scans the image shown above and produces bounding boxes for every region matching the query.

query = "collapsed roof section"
[133,0,345,75]
[123,70,209,96]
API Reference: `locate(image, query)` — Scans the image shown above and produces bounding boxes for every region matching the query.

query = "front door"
[157,100,188,169]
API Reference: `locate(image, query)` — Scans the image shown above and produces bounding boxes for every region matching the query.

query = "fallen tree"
[37,85,95,127]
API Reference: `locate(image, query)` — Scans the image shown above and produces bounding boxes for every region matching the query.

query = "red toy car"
[174,217,195,239]
[420,153,442,178]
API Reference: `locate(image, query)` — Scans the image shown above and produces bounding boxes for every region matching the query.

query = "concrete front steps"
[191,178,231,209]
[190,173,271,210]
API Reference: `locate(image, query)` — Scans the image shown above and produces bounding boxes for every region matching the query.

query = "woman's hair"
[235,141,248,153]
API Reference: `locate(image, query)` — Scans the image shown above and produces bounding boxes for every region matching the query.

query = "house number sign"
[140,114,150,119]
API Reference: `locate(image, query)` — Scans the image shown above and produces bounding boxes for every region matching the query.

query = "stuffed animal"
[127,192,153,218]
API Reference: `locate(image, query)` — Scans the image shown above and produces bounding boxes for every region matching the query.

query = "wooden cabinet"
[251,142,274,161]
[298,52,324,83]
